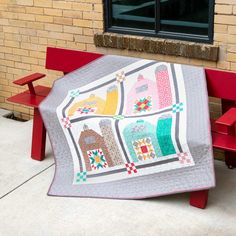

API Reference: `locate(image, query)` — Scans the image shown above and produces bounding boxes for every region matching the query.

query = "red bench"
[7,47,103,161]
[7,47,236,209]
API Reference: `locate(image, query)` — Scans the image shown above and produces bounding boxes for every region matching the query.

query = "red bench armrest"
[215,108,236,126]
[13,73,46,95]
[215,108,236,135]
[14,73,46,86]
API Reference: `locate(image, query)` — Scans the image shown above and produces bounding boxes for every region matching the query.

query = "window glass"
[107,0,214,43]
[160,0,209,36]
[136,84,148,93]
[111,0,155,30]
[85,136,96,145]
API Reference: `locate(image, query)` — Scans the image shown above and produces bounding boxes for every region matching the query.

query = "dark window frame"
[104,0,215,44]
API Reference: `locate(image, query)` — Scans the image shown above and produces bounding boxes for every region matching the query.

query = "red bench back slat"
[205,69,236,101]
[45,47,103,73]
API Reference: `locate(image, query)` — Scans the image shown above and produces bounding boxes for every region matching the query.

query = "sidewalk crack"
[0,163,55,200]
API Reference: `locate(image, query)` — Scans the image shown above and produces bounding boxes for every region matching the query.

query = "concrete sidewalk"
[0,109,236,236]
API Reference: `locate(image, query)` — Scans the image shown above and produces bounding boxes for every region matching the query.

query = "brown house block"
[78,125,114,171]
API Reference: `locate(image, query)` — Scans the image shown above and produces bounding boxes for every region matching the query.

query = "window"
[85,136,96,145]
[104,0,215,43]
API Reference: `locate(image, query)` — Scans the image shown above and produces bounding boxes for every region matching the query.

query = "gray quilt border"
[39,55,215,199]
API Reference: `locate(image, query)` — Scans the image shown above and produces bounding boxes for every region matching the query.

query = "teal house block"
[123,120,162,162]
[156,115,176,156]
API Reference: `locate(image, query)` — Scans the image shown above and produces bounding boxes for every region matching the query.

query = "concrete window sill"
[94,33,219,62]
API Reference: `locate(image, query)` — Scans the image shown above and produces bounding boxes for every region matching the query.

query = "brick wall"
[0,0,235,124]
[0,0,103,119]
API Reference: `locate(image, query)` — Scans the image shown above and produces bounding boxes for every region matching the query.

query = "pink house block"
[126,74,159,115]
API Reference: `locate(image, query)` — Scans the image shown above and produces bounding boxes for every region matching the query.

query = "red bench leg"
[31,108,46,161]
[189,190,209,209]
[225,151,236,169]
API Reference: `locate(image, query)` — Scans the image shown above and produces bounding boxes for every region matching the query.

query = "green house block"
[156,115,176,156]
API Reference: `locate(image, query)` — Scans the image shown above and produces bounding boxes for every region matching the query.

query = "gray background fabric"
[39,55,215,198]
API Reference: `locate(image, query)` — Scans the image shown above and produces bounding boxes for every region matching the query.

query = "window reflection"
[111,0,155,30]
[160,0,209,35]
[109,0,212,41]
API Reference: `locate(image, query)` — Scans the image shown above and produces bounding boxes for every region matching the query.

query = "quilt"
[40,55,215,198]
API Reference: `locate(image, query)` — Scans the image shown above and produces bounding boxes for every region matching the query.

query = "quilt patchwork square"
[132,137,156,161]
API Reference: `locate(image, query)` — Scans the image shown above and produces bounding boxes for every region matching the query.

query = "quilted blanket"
[40,55,215,198]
